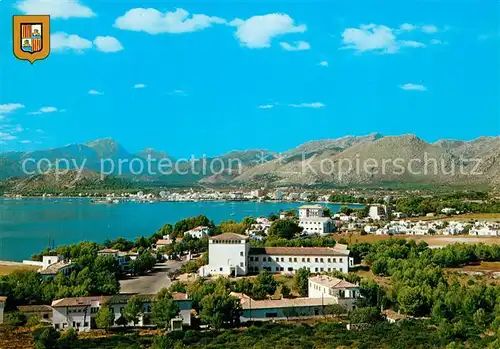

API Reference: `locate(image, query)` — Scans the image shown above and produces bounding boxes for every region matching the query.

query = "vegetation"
[268,219,303,239]
[95,306,115,330]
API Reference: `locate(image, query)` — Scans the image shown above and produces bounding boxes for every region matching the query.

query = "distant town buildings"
[368,204,391,221]
[183,226,210,239]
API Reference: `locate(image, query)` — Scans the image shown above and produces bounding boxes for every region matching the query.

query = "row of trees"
[356,239,500,342]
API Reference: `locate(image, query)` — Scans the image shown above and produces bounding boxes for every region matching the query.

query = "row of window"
[211,240,243,244]
[249,256,343,263]
[249,266,344,273]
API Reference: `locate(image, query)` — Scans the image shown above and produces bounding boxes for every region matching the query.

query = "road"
[119,259,185,295]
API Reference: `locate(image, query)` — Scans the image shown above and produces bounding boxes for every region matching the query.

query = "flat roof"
[249,246,349,257]
[230,293,339,310]
[299,217,332,222]
[299,205,323,209]
[210,233,249,241]
[39,261,73,275]
[309,275,358,289]
[51,293,190,308]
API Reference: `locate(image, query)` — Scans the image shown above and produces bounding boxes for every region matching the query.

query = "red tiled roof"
[210,233,249,241]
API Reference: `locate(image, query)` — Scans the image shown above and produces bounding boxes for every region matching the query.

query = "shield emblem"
[13,15,50,64]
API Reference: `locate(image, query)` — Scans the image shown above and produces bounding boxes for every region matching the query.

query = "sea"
[0,198,363,261]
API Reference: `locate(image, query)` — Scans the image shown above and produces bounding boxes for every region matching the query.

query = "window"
[339,258,343,263]
[289,257,292,262]
[293,258,297,262]
[72,322,76,328]
[249,257,254,262]
[320,267,324,272]
[240,262,244,267]
[265,312,278,318]
[255,257,259,262]
[219,267,223,271]
[333,258,336,263]
[281,257,284,262]
[240,251,244,256]
[328,268,331,272]
[280,267,284,271]
[302,258,305,262]
[315,267,318,272]
[320,258,324,263]
[315,258,318,262]
[276,267,280,272]
[327,258,331,263]
[307,258,310,262]
[84,322,89,327]
[288,267,293,271]
[55,324,60,329]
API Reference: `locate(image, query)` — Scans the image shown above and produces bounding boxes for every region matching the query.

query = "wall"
[207,239,249,276]
[249,254,349,274]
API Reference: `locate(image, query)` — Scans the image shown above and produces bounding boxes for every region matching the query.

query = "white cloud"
[114,8,226,34]
[280,41,310,51]
[88,90,103,95]
[51,32,93,52]
[20,140,32,144]
[341,24,428,54]
[258,104,274,109]
[93,36,124,53]
[0,132,17,141]
[167,89,188,96]
[400,83,427,91]
[318,61,329,67]
[288,102,325,108]
[28,106,58,115]
[230,14,306,48]
[422,25,438,34]
[16,0,95,19]
[0,103,24,113]
[400,40,426,48]
[134,84,146,89]
[400,23,416,32]
[430,39,443,45]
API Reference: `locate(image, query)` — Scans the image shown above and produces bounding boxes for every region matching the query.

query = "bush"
[5,312,26,326]
[58,328,77,349]
[26,314,42,327]
[33,326,60,349]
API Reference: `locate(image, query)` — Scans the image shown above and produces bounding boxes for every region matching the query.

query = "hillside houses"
[469,222,500,236]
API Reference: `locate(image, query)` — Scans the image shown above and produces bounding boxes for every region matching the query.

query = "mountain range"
[1,134,499,188]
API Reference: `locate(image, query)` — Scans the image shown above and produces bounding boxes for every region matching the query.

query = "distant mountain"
[1,134,499,188]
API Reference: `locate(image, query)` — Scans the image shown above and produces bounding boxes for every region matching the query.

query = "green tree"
[123,296,143,326]
[151,292,180,329]
[95,306,115,330]
[58,328,78,349]
[280,284,291,298]
[268,220,303,239]
[200,293,241,330]
[5,312,26,327]
[33,326,60,349]
[349,307,381,324]
[293,267,310,297]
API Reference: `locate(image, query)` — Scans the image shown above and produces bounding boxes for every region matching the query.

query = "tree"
[349,307,381,324]
[280,284,291,298]
[340,206,354,216]
[26,314,42,327]
[200,293,241,330]
[123,296,143,326]
[255,270,278,296]
[5,312,26,326]
[294,267,310,297]
[151,292,180,329]
[58,328,78,349]
[33,326,60,349]
[324,304,347,317]
[95,306,115,330]
[130,251,156,275]
[268,220,303,239]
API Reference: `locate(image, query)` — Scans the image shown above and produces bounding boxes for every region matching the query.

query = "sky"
[0,0,499,157]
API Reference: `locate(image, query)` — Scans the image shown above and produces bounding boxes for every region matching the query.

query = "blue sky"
[0,0,499,157]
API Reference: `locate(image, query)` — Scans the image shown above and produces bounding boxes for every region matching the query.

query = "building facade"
[308,275,359,310]
[199,233,250,277]
[248,246,352,274]
[299,216,334,235]
[51,293,192,332]
[298,204,324,219]
[183,226,210,239]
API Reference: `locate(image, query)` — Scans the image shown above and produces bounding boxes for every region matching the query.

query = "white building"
[183,226,210,239]
[368,205,391,221]
[298,204,324,219]
[299,216,334,235]
[248,245,352,274]
[199,233,250,277]
[308,275,359,310]
[22,255,74,279]
[51,293,192,332]
[469,226,500,236]
[200,234,353,277]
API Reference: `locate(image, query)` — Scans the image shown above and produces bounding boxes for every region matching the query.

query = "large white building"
[199,233,250,277]
[51,293,192,332]
[368,205,391,221]
[298,204,324,219]
[308,275,359,310]
[200,233,353,277]
[298,204,334,235]
[299,216,334,235]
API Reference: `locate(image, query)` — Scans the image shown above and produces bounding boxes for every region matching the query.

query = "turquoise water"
[0,198,362,261]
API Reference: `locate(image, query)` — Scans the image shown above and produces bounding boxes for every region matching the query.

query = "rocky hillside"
[0,134,498,188]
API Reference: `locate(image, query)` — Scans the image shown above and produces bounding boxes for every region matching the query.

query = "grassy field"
[0,262,38,276]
